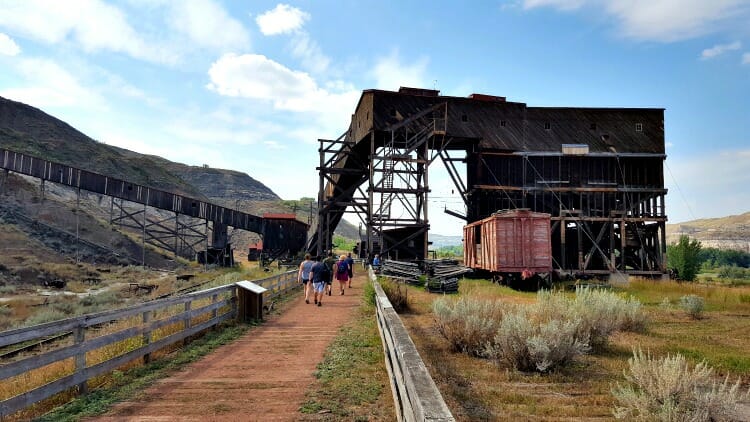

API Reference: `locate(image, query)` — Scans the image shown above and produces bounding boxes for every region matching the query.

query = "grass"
[299,290,394,421]
[397,277,750,421]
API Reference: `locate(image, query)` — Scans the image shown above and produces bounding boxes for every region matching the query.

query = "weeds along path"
[89,277,363,421]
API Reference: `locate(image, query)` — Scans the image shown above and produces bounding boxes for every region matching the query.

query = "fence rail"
[0,270,300,418]
[371,268,454,422]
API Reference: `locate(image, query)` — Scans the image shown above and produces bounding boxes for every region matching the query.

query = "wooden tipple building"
[312,87,667,278]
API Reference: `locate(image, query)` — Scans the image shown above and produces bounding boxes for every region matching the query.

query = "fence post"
[74,323,87,395]
[183,301,191,346]
[142,310,151,364]
[231,287,238,319]
[211,293,218,330]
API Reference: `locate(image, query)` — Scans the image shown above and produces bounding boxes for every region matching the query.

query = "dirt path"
[90,277,363,422]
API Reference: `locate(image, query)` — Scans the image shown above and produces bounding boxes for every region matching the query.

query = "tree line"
[667,235,750,281]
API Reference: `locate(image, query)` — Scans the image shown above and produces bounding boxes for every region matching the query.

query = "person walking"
[334,254,349,295]
[323,251,336,296]
[310,255,328,307]
[345,252,355,288]
[297,253,314,304]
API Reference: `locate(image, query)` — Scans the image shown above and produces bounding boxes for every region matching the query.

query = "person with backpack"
[345,253,355,288]
[298,253,314,304]
[334,254,349,295]
[323,251,336,296]
[310,255,329,307]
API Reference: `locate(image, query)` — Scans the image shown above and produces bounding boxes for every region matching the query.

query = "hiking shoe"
[317,302,322,307]
[305,299,309,304]
[328,290,331,296]
[314,299,317,304]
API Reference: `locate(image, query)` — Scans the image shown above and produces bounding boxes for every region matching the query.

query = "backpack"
[318,262,331,281]
[336,262,348,277]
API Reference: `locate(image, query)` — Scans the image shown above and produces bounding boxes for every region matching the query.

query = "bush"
[363,280,376,306]
[718,265,750,280]
[484,307,589,372]
[433,297,508,356]
[80,291,121,311]
[24,309,69,326]
[434,289,646,372]
[679,294,705,319]
[0,284,17,294]
[538,287,646,349]
[612,349,749,421]
[380,279,409,312]
[667,235,702,281]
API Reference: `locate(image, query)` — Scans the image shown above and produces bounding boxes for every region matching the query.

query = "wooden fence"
[371,268,454,422]
[0,270,299,418]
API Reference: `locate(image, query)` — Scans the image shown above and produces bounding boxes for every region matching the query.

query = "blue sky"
[0,1,748,236]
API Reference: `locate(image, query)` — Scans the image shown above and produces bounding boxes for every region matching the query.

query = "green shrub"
[433,297,508,356]
[24,309,69,326]
[363,280,376,306]
[0,285,17,294]
[434,289,646,372]
[80,291,121,310]
[380,279,409,312]
[484,307,589,372]
[679,294,705,319]
[537,287,646,349]
[612,349,749,421]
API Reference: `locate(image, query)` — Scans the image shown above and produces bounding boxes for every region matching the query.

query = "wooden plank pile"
[380,260,470,293]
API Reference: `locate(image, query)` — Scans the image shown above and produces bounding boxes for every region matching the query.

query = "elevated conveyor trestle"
[311,102,451,261]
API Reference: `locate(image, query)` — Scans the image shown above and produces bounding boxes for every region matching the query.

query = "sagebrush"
[680,294,705,319]
[612,349,749,421]
[433,297,508,356]
[433,288,646,372]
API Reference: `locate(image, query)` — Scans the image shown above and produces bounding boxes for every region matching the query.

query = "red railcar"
[464,209,552,287]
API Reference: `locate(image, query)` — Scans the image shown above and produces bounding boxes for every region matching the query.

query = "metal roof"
[348,89,664,154]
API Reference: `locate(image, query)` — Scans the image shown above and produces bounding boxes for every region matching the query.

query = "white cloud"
[523,0,587,10]
[0,0,177,64]
[289,32,330,74]
[0,32,19,55]
[743,52,750,64]
[264,140,286,150]
[256,4,309,35]
[371,51,430,91]
[522,0,750,42]
[206,53,358,115]
[165,0,250,52]
[0,57,102,108]
[701,41,742,59]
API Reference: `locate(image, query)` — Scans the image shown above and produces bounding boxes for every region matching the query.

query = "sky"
[0,0,748,237]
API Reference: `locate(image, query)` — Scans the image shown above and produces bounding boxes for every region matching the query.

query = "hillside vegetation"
[667,212,750,252]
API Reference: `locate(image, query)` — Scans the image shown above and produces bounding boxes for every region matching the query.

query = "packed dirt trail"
[89,275,364,422]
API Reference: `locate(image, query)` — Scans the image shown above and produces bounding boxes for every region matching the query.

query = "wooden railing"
[370,268,454,422]
[0,270,299,418]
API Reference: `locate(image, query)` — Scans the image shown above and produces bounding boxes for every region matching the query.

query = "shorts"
[312,281,325,293]
[301,278,310,284]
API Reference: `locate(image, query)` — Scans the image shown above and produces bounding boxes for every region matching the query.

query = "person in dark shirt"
[310,256,328,307]
[323,251,337,296]
[345,253,355,288]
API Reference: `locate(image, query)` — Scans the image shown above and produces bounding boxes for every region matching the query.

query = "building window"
[544,122,551,130]
[500,120,507,127]
[635,122,643,132]
[461,114,468,122]
[590,123,597,130]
